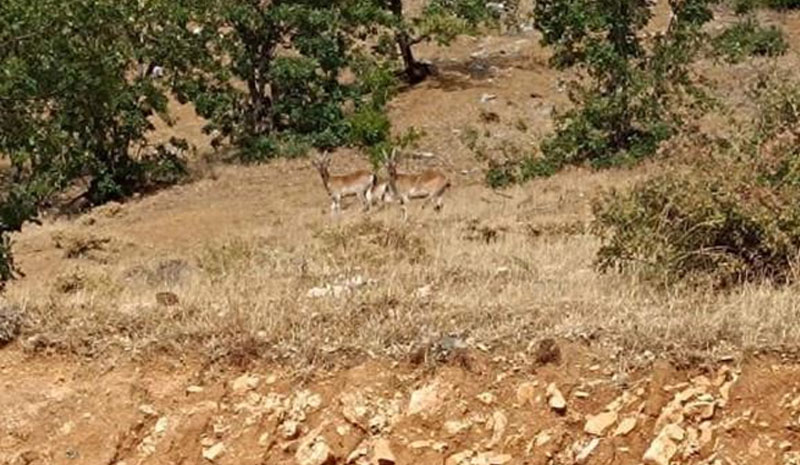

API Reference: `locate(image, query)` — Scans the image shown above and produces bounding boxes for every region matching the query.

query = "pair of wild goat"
[312,149,450,220]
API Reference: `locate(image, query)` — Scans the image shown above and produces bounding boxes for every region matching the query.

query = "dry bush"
[52,231,112,260]
[593,72,800,287]
[0,304,22,347]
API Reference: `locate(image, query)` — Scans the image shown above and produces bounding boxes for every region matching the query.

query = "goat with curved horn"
[384,148,451,221]
[312,151,376,217]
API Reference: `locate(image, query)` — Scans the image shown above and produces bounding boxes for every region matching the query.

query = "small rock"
[546,383,567,414]
[187,385,204,394]
[432,442,449,453]
[584,411,617,436]
[154,417,169,435]
[410,440,433,450]
[368,414,387,434]
[643,424,685,465]
[231,374,259,393]
[280,420,300,440]
[139,404,158,417]
[487,410,508,448]
[574,391,590,399]
[346,445,368,464]
[202,442,225,462]
[473,452,513,465]
[780,441,792,451]
[535,430,552,447]
[372,438,396,465]
[477,392,496,405]
[408,381,445,416]
[445,450,475,465]
[516,382,536,405]
[614,417,637,437]
[685,401,715,421]
[576,438,600,464]
[480,93,497,103]
[295,433,332,465]
[444,419,471,436]
[258,432,270,447]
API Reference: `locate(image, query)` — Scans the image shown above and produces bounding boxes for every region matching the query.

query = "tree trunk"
[389,0,432,84]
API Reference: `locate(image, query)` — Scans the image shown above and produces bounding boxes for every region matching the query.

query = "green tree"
[348,0,501,84]
[0,0,206,285]
[531,0,714,171]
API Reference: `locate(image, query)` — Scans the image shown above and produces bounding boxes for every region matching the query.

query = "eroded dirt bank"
[2,344,800,465]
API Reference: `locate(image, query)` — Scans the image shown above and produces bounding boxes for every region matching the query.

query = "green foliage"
[712,18,787,63]
[526,0,714,177]
[763,0,800,9]
[176,1,362,162]
[593,73,800,287]
[0,0,203,285]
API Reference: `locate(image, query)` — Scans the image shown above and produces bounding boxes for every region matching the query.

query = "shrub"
[593,73,800,287]
[763,0,800,9]
[712,18,788,63]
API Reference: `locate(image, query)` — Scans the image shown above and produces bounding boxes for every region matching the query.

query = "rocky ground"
[3,343,800,465]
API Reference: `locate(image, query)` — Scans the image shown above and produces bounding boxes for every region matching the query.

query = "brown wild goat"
[312,151,376,217]
[385,148,450,220]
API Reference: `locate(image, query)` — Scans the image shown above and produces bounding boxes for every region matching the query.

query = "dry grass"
[5,6,800,368]
[6,163,800,368]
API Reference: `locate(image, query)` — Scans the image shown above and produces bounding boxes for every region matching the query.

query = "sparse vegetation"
[594,72,800,287]
[712,17,788,63]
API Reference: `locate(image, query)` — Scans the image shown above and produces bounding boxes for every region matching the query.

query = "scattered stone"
[643,424,685,465]
[432,442,449,453]
[446,450,475,465]
[487,410,508,448]
[368,414,387,434]
[780,441,792,451]
[574,391,590,399]
[410,440,433,450]
[372,438,396,465]
[346,445,368,464]
[231,374,259,393]
[614,417,637,437]
[584,411,618,436]
[139,404,158,417]
[408,381,445,416]
[259,432,271,447]
[685,401,715,421]
[535,430,552,447]
[295,431,333,465]
[187,385,204,394]
[444,419,471,436]
[546,383,567,414]
[576,438,600,464]
[154,417,169,435]
[480,94,497,103]
[280,420,300,440]
[477,392,496,405]
[516,382,536,406]
[202,442,226,462]
[473,452,513,465]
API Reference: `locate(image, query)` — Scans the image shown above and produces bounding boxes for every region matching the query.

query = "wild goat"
[312,151,376,217]
[385,148,450,220]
